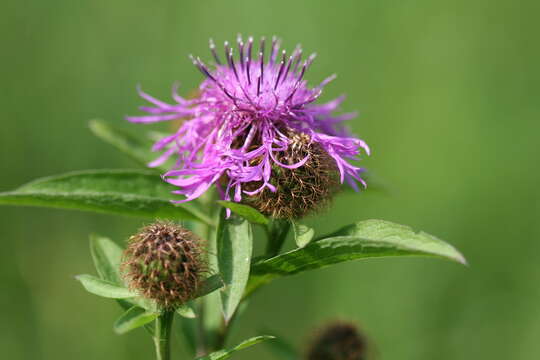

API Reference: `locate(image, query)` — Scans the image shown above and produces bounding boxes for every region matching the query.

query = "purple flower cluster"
[127,36,369,204]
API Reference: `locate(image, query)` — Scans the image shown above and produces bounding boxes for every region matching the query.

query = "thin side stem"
[154,310,174,360]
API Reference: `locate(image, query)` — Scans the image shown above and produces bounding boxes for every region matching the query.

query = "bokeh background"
[2,1,539,359]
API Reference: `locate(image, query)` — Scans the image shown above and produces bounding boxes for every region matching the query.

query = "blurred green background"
[1,1,539,359]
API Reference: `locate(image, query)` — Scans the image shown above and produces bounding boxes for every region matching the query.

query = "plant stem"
[214,304,240,350]
[154,310,174,360]
[196,190,221,354]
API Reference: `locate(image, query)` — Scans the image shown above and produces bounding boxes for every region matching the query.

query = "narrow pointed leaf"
[88,233,154,332]
[127,297,159,313]
[0,169,211,225]
[113,306,159,335]
[292,222,315,248]
[217,211,253,322]
[196,275,224,298]
[196,335,275,360]
[90,234,123,284]
[246,219,466,296]
[217,201,269,225]
[117,299,154,335]
[76,274,137,299]
[89,119,162,170]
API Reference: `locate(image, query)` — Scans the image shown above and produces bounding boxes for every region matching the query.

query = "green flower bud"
[122,221,205,309]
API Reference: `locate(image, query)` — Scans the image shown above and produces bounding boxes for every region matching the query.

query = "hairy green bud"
[122,221,205,309]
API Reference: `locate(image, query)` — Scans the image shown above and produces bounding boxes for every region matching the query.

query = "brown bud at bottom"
[122,221,205,309]
[244,131,340,220]
[306,322,368,360]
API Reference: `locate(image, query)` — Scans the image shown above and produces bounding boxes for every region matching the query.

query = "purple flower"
[127,36,370,207]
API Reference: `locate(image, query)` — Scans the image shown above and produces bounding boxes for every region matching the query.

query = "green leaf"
[292,222,315,248]
[217,201,269,225]
[89,119,162,170]
[90,234,123,284]
[117,299,155,335]
[196,274,224,298]
[113,306,159,335]
[88,233,155,333]
[126,297,159,313]
[217,211,253,322]
[196,335,275,360]
[176,303,196,319]
[0,169,211,225]
[246,219,466,296]
[75,274,137,299]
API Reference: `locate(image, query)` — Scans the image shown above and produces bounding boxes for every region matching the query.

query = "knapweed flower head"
[128,35,370,219]
[122,221,205,309]
[306,321,368,360]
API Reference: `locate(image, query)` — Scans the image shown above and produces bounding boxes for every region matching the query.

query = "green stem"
[154,310,174,360]
[197,191,221,354]
[214,303,242,351]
